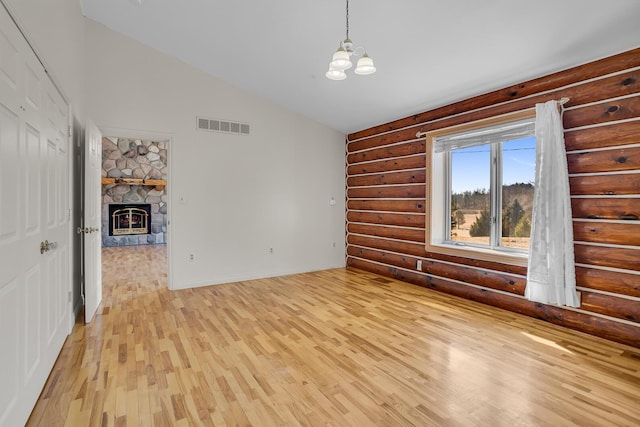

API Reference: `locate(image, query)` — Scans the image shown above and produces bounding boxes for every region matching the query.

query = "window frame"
[425,109,535,267]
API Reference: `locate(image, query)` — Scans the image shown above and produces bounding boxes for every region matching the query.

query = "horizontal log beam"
[580,291,639,323]
[347,170,426,187]
[574,244,640,273]
[567,146,640,174]
[569,173,640,196]
[576,266,640,298]
[565,120,640,152]
[563,95,640,129]
[348,185,425,199]
[347,199,426,213]
[347,141,425,163]
[347,155,425,176]
[573,221,640,246]
[347,211,425,228]
[571,197,640,221]
[347,223,425,243]
[563,70,640,107]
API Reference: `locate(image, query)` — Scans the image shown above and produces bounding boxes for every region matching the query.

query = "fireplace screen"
[109,204,151,236]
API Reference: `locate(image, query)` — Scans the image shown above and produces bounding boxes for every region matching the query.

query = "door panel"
[0,281,19,424]
[0,6,71,426]
[24,124,40,235]
[0,103,20,238]
[24,265,42,381]
[84,120,102,323]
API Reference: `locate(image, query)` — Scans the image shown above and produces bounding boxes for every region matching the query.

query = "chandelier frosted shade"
[354,53,376,75]
[330,47,352,71]
[325,68,347,80]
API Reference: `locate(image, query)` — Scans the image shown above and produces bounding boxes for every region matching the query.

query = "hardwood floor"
[27,245,640,426]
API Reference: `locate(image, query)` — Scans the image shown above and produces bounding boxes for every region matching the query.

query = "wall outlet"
[269,248,274,254]
[416,260,422,271]
[189,253,195,262]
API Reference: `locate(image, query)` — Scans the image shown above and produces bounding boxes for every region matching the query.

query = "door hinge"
[68,125,73,138]
[68,291,72,303]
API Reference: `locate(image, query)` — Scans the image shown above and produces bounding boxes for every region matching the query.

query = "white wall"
[84,20,346,289]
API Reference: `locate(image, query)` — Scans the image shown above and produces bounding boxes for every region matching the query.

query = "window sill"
[427,242,528,267]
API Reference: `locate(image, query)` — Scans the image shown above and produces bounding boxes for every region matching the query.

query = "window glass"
[450,145,490,246]
[501,136,535,249]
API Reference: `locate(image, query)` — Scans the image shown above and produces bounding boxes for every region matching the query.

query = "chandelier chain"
[346,0,349,40]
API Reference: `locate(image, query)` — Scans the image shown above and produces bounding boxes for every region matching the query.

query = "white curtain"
[525,100,579,307]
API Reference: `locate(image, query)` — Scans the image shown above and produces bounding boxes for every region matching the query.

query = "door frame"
[94,126,173,290]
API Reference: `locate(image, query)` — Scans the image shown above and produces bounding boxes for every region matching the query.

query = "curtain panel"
[525,100,579,307]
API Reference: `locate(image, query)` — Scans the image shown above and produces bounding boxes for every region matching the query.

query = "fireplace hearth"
[108,204,151,236]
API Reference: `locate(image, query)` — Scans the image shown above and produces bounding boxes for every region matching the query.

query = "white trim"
[566,142,640,154]
[574,240,640,250]
[349,182,425,190]
[575,262,640,276]
[349,210,426,216]
[569,169,640,177]
[572,194,640,199]
[348,197,425,201]
[347,222,424,231]
[573,218,640,225]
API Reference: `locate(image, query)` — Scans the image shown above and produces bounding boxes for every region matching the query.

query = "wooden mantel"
[101,177,166,191]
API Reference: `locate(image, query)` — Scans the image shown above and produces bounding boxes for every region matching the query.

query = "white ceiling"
[80,0,640,134]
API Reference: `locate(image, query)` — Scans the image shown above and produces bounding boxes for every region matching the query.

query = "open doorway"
[99,135,170,302]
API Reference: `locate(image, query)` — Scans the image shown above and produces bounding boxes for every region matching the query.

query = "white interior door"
[0,6,71,425]
[84,120,102,323]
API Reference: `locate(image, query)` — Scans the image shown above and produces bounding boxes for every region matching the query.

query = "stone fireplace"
[101,137,167,247]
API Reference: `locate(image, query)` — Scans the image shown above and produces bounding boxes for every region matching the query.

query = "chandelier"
[325,0,376,80]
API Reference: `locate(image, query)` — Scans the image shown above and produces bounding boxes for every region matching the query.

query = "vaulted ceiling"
[80,0,640,134]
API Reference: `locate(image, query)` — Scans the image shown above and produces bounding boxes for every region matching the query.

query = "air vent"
[197,116,250,135]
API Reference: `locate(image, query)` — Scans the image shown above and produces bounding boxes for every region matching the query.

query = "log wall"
[346,48,640,348]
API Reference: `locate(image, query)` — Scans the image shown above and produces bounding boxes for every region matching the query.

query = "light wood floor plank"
[26,245,640,426]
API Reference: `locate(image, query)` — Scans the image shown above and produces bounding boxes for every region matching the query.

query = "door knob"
[40,240,56,254]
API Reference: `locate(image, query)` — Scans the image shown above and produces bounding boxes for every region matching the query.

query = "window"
[426,110,536,266]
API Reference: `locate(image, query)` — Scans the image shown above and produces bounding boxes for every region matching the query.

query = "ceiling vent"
[197,117,250,135]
